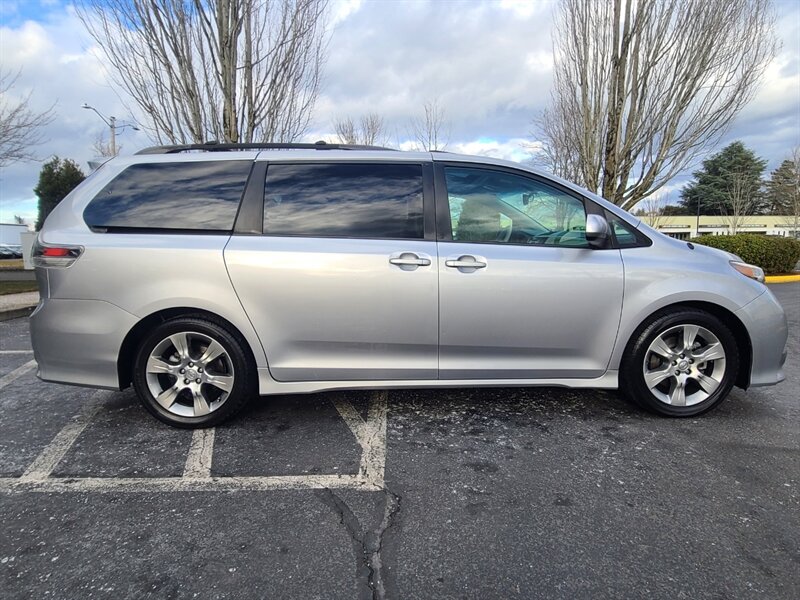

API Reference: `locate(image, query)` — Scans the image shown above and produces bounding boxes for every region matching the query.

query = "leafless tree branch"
[77,0,330,144]
[409,99,449,151]
[0,70,55,167]
[333,112,387,145]
[534,0,777,211]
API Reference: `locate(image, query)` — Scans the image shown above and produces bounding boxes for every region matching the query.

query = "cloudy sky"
[1,0,798,223]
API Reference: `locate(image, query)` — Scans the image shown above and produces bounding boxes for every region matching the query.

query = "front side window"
[84,161,252,231]
[445,167,588,247]
[263,163,424,239]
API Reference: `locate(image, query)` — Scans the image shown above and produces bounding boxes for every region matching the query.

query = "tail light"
[32,238,83,268]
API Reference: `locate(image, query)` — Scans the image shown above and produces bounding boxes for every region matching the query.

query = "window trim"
[237,160,436,241]
[433,162,599,249]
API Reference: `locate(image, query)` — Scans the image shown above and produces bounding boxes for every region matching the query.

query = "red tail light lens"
[32,239,83,268]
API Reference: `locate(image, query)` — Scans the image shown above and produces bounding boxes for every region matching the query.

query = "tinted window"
[84,161,252,231]
[445,167,588,247]
[263,163,423,239]
[607,213,644,248]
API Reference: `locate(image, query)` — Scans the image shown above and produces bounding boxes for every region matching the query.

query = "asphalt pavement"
[0,284,798,599]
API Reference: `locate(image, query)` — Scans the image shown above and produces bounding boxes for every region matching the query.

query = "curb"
[765,274,800,284]
[0,305,35,322]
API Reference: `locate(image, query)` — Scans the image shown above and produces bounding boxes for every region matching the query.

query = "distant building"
[638,216,800,240]
[0,223,29,246]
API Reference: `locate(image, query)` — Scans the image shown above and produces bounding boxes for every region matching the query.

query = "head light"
[730,260,765,283]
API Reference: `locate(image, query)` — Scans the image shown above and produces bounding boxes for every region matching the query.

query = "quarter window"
[607,213,641,248]
[84,161,252,231]
[444,167,588,247]
[262,163,424,239]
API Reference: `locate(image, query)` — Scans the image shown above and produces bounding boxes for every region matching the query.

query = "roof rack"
[135,140,397,155]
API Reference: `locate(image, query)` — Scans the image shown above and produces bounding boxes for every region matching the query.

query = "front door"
[225,161,438,382]
[436,164,624,379]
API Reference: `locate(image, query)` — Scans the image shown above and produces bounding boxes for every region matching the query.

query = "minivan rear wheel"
[132,316,255,428]
[621,308,739,417]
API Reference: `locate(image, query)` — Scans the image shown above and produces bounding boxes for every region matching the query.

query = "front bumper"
[29,298,138,390]
[735,288,788,387]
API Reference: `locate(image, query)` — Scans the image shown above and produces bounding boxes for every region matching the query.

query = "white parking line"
[335,390,388,486]
[19,391,109,482]
[1,390,389,493]
[0,359,36,390]
[0,350,34,354]
[0,474,382,493]
[183,428,215,479]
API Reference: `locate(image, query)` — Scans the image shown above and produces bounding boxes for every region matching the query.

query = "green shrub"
[689,234,800,275]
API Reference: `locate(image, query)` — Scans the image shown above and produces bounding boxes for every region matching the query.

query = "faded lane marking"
[183,428,215,479]
[0,474,382,493]
[0,359,36,390]
[0,350,34,354]
[2,390,389,493]
[19,391,110,482]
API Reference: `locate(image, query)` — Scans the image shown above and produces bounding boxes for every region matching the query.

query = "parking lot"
[0,283,797,599]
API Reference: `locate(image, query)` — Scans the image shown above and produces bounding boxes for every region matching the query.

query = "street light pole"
[696,197,701,237]
[82,103,138,156]
[109,115,116,156]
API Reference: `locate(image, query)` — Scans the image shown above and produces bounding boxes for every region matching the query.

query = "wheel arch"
[117,307,260,390]
[619,301,752,390]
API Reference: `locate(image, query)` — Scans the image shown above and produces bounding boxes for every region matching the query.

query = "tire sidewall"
[623,310,739,417]
[132,317,252,428]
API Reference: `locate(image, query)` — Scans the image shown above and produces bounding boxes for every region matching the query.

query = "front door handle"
[389,252,432,270]
[445,255,487,270]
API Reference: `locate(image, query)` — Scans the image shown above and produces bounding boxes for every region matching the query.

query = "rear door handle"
[389,252,432,269]
[445,255,487,270]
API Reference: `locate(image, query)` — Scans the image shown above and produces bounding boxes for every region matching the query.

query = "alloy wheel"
[145,331,235,418]
[642,324,727,407]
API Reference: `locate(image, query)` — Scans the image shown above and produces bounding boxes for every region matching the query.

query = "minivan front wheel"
[132,317,254,428]
[621,309,739,417]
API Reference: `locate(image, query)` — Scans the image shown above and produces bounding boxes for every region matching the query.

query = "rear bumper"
[29,298,138,389]
[736,288,788,387]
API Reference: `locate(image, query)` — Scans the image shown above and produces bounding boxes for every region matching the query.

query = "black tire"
[620,308,739,417]
[132,315,256,428]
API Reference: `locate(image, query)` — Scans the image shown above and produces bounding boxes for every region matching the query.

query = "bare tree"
[333,112,387,145]
[534,0,777,211]
[720,172,760,234]
[530,107,582,183]
[638,194,674,230]
[0,70,55,167]
[78,0,330,145]
[776,147,800,238]
[410,99,449,151]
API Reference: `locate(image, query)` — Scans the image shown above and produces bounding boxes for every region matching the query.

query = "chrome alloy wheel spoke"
[145,331,235,418]
[643,324,726,407]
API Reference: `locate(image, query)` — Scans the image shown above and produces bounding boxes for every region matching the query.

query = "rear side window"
[263,163,424,239]
[84,161,252,231]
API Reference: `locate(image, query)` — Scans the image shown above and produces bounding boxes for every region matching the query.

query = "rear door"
[435,163,624,379]
[225,160,439,382]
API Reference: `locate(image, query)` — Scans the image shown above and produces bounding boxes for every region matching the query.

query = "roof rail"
[135,140,396,155]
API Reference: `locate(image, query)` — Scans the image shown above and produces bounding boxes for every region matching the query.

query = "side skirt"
[257,369,618,396]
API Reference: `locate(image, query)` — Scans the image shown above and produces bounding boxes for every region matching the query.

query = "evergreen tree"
[765,159,799,215]
[679,141,767,215]
[34,157,85,230]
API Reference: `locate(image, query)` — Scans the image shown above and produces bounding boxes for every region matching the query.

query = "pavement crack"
[367,486,402,600]
[316,488,372,600]
[316,487,403,600]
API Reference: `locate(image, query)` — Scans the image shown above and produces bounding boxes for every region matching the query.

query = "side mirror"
[585,214,609,248]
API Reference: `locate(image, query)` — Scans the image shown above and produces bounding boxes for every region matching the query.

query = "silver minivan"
[30,143,788,427]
